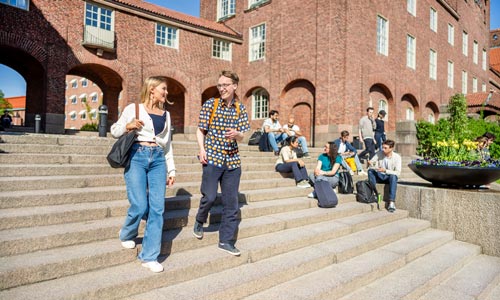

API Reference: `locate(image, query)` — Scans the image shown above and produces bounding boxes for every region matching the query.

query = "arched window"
[252,89,269,120]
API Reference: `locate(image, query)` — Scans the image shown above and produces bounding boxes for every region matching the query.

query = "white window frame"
[249,23,266,61]
[85,2,113,31]
[473,41,478,64]
[428,113,435,124]
[249,0,269,8]
[212,39,232,61]
[90,92,98,103]
[482,49,487,70]
[70,95,78,104]
[462,31,468,56]
[406,107,414,120]
[79,110,87,120]
[407,34,416,70]
[69,111,77,120]
[81,78,88,87]
[376,15,389,56]
[472,77,478,93]
[447,60,454,88]
[379,100,388,119]
[217,0,235,20]
[407,0,416,16]
[90,109,98,120]
[462,70,468,94]
[155,23,178,49]
[252,89,269,120]
[70,79,78,89]
[430,7,437,32]
[429,49,437,80]
[482,82,487,92]
[447,23,454,45]
[0,0,29,10]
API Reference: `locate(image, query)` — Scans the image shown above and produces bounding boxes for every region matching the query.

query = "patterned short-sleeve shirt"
[198,98,250,169]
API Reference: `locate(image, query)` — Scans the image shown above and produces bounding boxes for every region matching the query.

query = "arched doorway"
[281,80,315,144]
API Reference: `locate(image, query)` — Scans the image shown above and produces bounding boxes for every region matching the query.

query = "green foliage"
[415,93,500,159]
[447,94,469,141]
[0,89,13,115]
[80,122,98,131]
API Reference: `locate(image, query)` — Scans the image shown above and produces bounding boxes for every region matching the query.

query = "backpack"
[355,180,380,209]
[248,130,263,145]
[338,170,354,194]
[315,179,338,208]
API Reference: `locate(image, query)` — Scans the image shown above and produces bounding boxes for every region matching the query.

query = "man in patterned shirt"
[193,70,250,256]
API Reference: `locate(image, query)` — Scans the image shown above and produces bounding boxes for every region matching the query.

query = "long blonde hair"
[139,76,167,109]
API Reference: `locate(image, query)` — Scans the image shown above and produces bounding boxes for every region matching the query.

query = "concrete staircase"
[0,132,498,300]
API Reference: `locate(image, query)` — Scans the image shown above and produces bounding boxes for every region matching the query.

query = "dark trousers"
[368,169,398,201]
[196,164,241,244]
[359,138,376,160]
[275,162,309,183]
[375,132,386,151]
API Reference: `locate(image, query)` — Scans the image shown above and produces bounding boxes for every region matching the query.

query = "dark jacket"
[333,138,357,153]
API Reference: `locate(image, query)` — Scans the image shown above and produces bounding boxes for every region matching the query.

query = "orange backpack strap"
[209,98,220,127]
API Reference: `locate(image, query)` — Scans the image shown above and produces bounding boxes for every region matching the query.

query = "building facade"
[0,0,494,151]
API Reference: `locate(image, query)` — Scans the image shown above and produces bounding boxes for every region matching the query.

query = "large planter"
[408,163,500,187]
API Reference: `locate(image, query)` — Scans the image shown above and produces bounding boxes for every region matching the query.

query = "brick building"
[0,0,494,152]
[64,75,103,129]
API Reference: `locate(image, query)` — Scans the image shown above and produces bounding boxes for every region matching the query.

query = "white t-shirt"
[283,124,300,136]
[262,118,281,131]
[338,141,346,154]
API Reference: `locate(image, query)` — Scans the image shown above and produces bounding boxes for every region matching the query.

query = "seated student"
[262,110,288,155]
[282,117,310,158]
[275,136,311,188]
[368,140,401,213]
[307,141,342,198]
[332,130,367,176]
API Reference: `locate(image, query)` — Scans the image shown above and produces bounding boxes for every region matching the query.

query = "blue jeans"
[196,164,242,244]
[297,136,309,154]
[275,162,309,183]
[268,132,288,152]
[368,169,398,201]
[120,144,166,262]
[375,132,386,151]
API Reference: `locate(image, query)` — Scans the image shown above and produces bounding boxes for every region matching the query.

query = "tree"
[0,90,13,115]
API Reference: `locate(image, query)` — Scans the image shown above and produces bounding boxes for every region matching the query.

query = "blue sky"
[0,0,498,98]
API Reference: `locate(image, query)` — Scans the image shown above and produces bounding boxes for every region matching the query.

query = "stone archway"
[281,80,315,144]
[369,84,394,131]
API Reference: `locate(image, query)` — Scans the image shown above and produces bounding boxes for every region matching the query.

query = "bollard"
[35,114,41,133]
[98,105,108,137]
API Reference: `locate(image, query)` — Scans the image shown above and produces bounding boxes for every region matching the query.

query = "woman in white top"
[110,76,175,273]
[275,136,311,188]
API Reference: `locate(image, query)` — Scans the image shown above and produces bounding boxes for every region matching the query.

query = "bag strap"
[208,98,220,127]
[135,102,139,120]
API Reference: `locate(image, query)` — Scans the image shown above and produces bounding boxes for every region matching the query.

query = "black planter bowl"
[408,163,500,187]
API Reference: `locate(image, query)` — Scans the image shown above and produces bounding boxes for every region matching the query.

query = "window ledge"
[244,0,272,13]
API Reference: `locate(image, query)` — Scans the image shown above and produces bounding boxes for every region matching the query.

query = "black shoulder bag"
[106,102,139,168]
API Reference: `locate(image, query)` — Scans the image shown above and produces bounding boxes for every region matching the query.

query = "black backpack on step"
[355,180,380,209]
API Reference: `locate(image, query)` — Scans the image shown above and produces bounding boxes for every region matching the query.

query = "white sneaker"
[307,192,315,198]
[349,170,354,176]
[297,180,311,188]
[142,261,164,273]
[121,240,136,249]
[358,171,368,176]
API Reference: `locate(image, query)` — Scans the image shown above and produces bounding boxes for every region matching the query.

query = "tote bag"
[106,102,139,168]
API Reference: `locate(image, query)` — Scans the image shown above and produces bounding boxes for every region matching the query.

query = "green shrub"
[80,123,98,131]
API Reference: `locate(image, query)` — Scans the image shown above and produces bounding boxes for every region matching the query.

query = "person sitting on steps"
[332,130,367,176]
[308,141,343,198]
[282,116,310,158]
[262,110,287,156]
[367,139,401,213]
[275,136,311,188]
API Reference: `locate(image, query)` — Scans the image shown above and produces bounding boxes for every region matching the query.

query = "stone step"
[337,241,482,300]
[129,228,452,300]
[0,199,370,257]
[243,240,480,300]
[417,254,500,300]
[0,169,313,192]
[0,178,313,209]
[0,207,399,290]
[0,215,424,299]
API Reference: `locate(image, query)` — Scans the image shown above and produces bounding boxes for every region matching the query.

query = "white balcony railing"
[82,25,115,51]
